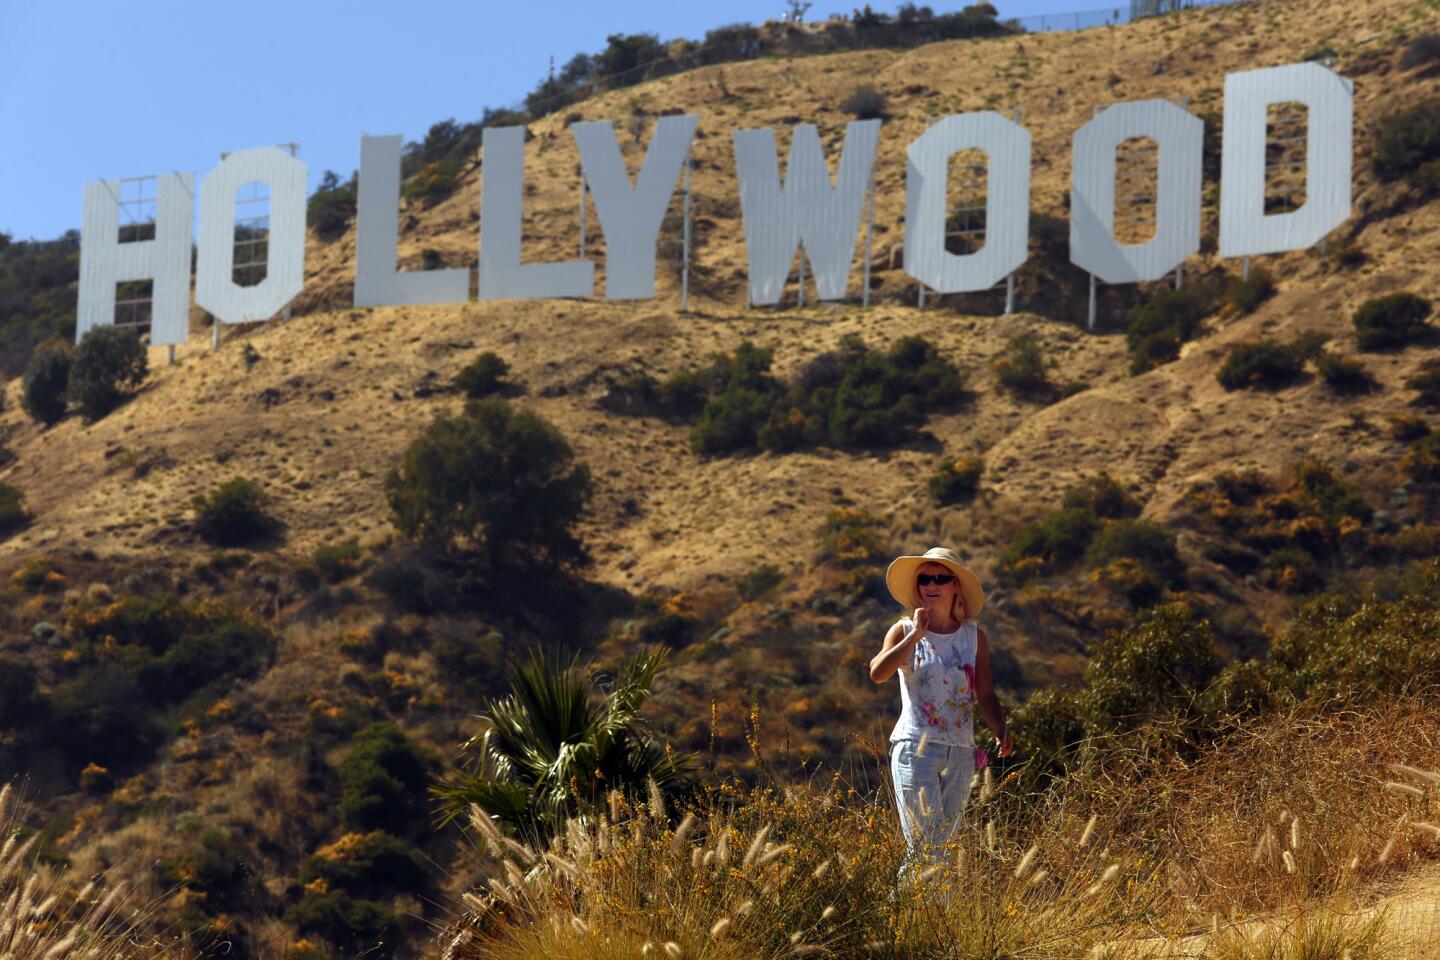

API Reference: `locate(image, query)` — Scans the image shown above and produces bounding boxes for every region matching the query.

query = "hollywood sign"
[75,61,1352,347]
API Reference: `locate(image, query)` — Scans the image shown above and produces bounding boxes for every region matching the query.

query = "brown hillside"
[3,0,1435,666]
[3,1,1440,957]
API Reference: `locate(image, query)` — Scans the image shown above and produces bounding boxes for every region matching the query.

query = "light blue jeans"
[890,737,975,880]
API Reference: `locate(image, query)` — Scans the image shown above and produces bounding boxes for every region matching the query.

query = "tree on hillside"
[68,325,147,421]
[430,644,699,840]
[20,340,71,424]
[383,397,592,570]
[594,33,668,87]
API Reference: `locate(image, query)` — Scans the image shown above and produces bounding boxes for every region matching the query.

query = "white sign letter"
[478,126,594,300]
[196,147,307,325]
[904,112,1030,293]
[77,173,193,346]
[573,115,698,301]
[1070,100,1202,283]
[733,120,880,306]
[1219,62,1353,259]
[355,134,470,307]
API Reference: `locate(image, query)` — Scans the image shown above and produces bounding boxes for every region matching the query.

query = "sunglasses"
[916,573,956,586]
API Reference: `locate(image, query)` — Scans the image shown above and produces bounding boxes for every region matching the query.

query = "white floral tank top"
[888,618,978,748]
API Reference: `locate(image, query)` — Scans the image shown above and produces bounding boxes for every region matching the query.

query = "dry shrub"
[438,691,1440,959]
[0,781,197,958]
[438,754,1162,960]
[1040,690,1440,920]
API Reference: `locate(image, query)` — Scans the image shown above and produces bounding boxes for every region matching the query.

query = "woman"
[869,546,1013,879]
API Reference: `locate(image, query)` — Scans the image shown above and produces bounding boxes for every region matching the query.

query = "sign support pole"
[681,156,692,313]
[1242,256,1250,281]
[1088,273,1097,330]
[797,244,806,308]
[1005,274,1015,315]
[578,178,586,259]
[918,281,926,309]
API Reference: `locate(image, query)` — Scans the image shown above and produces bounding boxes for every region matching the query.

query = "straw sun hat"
[884,547,985,620]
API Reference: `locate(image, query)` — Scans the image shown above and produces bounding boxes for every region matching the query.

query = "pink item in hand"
[974,747,989,769]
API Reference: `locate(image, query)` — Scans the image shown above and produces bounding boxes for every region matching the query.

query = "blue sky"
[0,0,1120,241]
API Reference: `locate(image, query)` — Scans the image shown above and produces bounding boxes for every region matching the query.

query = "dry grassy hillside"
[2,1,1440,957]
[3,0,1436,652]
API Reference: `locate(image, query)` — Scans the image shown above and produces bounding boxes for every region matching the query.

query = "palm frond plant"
[430,643,699,842]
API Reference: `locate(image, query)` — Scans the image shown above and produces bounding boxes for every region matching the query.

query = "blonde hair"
[950,592,974,625]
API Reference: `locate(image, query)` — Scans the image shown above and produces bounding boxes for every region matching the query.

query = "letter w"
[732,121,880,306]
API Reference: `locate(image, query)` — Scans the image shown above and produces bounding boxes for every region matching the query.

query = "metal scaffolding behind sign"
[114,176,158,331]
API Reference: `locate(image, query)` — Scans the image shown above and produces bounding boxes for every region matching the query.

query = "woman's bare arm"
[869,620,918,684]
[974,627,1012,755]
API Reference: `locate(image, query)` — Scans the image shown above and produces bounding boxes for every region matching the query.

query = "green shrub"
[0,482,27,538]
[1011,686,1086,780]
[1080,601,1221,737]
[927,456,983,505]
[384,397,592,569]
[992,333,1054,400]
[1390,414,1432,443]
[1353,292,1433,350]
[284,890,398,959]
[737,563,784,601]
[1260,546,1321,593]
[1198,659,1283,724]
[690,343,784,455]
[67,594,276,707]
[1215,340,1304,390]
[1372,99,1440,186]
[655,367,712,418]
[818,507,888,569]
[1124,285,1213,374]
[823,335,965,449]
[0,657,39,728]
[637,611,696,648]
[1317,353,1374,395]
[1061,472,1141,520]
[1271,566,1440,698]
[68,325,146,420]
[1223,267,1275,315]
[158,828,255,914]
[1403,432,1440,485]
[20,590,331,784]
[674,335,966,455]
[1404,357,1440,409]
[308,170,357,240]
[39,664,163,776]
[365,542,455,614]
[430,628,505,698]
[298,830,428,899]
[1400,33,1440,71]
[21,341,71,424]
[1321,240,1368,272]
[1084,518,1184,588]
[1292,458,1372,524]
[313,538,362,583]
[594,32,667,86]
[1211,467,1269,505]
[841,85,887,119]
[998,507,1099,583]
[338,722,439,838]
[192,478,282,547]
[0,234,80,383]
[454,352,510,397]
[401,159,461,207]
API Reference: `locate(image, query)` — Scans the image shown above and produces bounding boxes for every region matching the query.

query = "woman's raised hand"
[910,606,930,640]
